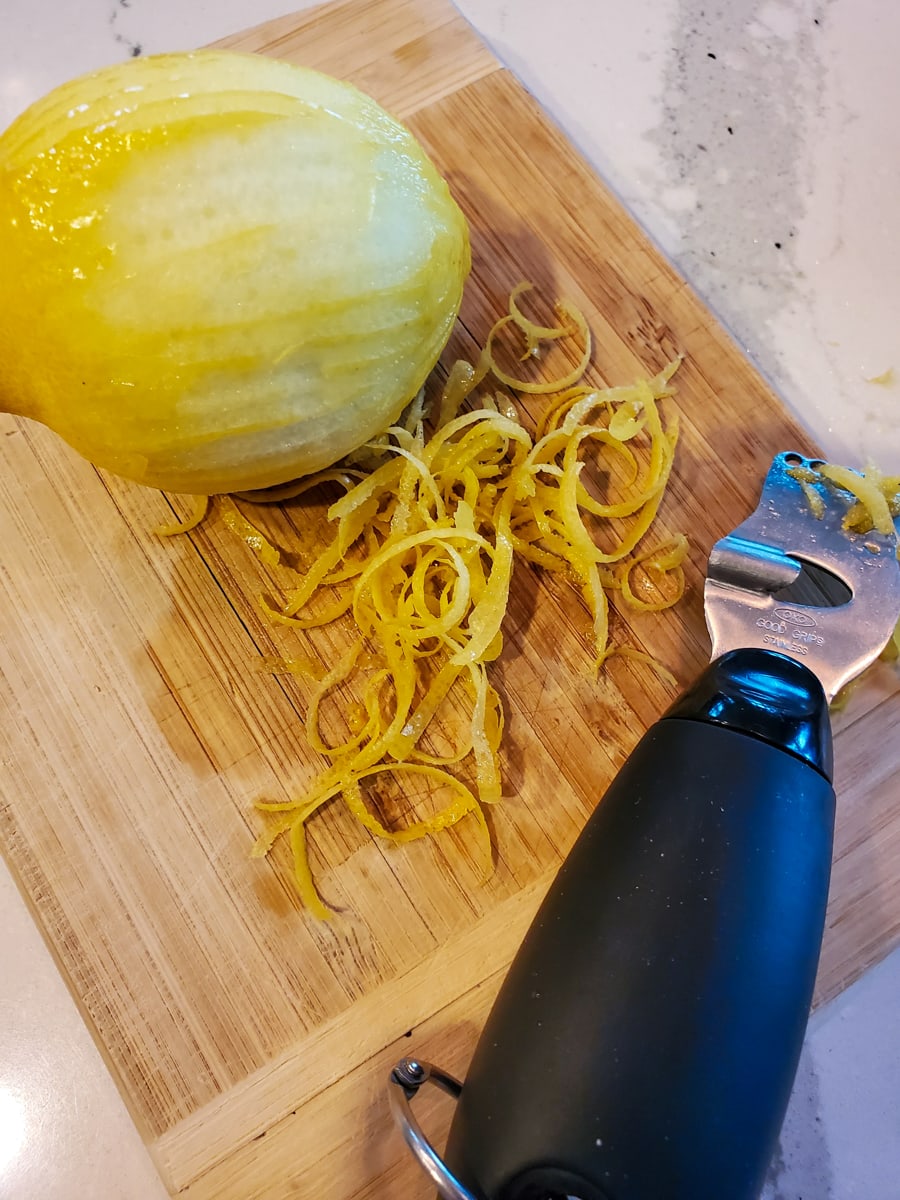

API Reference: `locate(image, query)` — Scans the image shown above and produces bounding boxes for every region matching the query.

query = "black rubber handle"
[444,650,835,1200]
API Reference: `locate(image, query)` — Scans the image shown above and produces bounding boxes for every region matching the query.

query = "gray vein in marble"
[648,0,833,395]
[110,0,143,59]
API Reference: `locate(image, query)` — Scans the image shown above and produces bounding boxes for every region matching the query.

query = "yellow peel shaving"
[256,653,326,683]
[786,464,827,520]
[866,368,895,386]
[790,461,900,535]
[599,646,679,689]
[482,285,592,394]
[173,285,686,914]
[818,463,895,535]
[508,280,576,354]
[617,535,689,613]
[219,496,282,567]
[155,494,210,537]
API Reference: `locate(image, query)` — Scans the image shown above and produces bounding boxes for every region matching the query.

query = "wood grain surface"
[1,1,898,1196]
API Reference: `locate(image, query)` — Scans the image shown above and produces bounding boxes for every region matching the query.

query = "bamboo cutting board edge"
[152,872,553,1186]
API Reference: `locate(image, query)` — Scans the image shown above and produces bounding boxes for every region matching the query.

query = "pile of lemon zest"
[608,401,645,443]
[277,537,347,618]
[451,509,514,665]
[644,534,689,572]
[155,494,210,537]
[397,385,429,436]
[329,456,404,524]
[535,386,597,439]
[370,438,447,529]
[788,461,900,529]
[268,759,491,916]
[208,284,687,914]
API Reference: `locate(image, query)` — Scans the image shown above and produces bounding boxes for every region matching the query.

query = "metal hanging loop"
[388,1057,479,1200]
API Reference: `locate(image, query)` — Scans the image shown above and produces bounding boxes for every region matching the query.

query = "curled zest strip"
[255,761,491,918]
[483,301,592,394]
[155,494,210,537]
[599,646,679,690]
[618,534,689,614]
[508,280,576,354]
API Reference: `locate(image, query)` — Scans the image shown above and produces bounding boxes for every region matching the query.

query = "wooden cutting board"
[2,1,899,1195]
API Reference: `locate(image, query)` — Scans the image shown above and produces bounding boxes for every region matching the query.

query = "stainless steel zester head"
[704,451,900,702]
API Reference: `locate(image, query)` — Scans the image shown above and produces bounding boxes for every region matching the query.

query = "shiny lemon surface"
[0,51,469,493]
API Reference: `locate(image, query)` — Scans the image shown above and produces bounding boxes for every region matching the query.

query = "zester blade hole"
[772,557,852,607]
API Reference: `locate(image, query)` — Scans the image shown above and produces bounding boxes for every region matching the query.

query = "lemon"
[0,51,469,493]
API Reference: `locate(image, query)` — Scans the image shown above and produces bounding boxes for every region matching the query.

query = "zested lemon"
[0,51,470,493]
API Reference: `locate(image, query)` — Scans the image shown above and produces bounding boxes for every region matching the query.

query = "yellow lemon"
[0,51,469,493]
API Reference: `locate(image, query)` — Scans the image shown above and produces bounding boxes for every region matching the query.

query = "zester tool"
[388,451,900,1200]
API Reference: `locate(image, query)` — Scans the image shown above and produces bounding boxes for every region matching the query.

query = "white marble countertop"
[1,2,898,1197]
